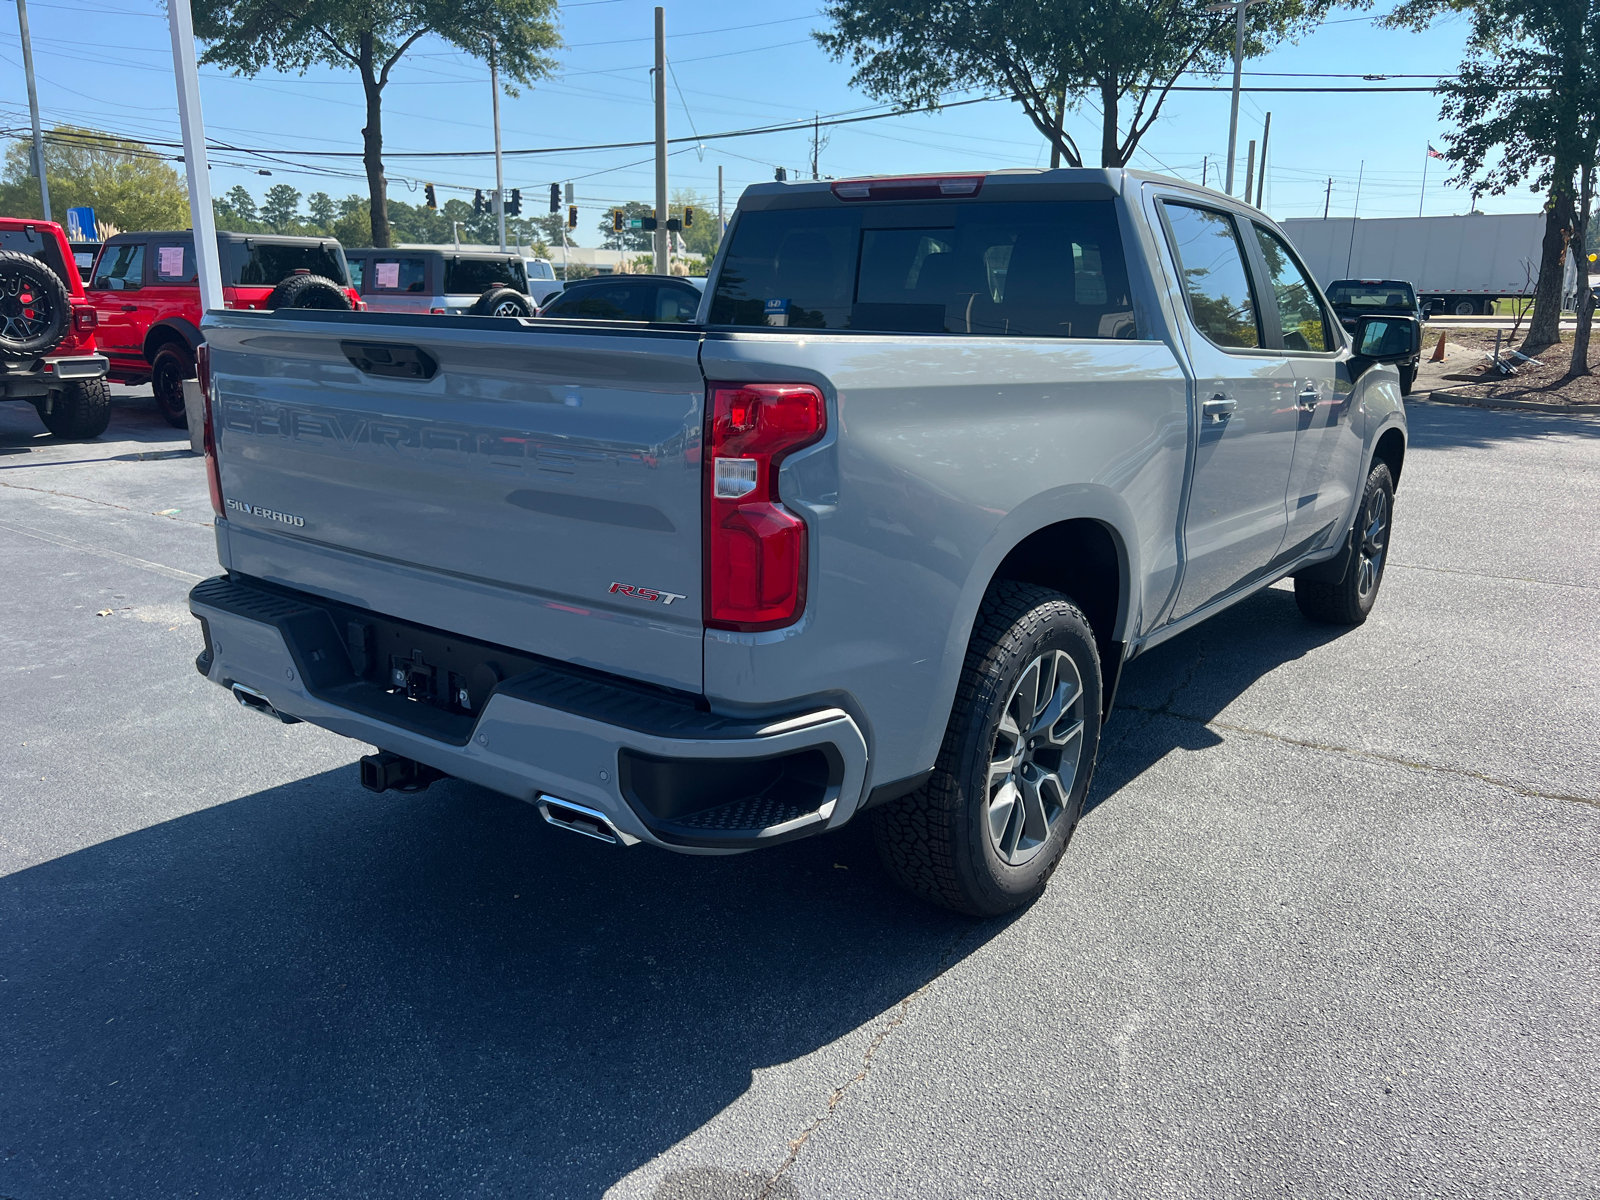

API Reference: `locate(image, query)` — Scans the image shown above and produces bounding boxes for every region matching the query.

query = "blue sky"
[2,0,1539,233]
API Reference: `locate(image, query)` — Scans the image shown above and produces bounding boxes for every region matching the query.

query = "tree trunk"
[1099,78,1122,168]
[359,32,391,249]
[1570,162,1594,376]
[1523,184,1573,351]
[1049,91,1065,169]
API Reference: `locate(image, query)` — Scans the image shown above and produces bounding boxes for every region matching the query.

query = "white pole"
[168,0,222,311]
[717,163,724,237]
[1225,2,1245,195]
[491,42,506,253]
[653,6,668,273]
[16,0,51,222]
[1418,147,1429,218]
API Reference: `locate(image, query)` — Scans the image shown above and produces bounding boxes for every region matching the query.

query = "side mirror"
[1352,313,1421,364]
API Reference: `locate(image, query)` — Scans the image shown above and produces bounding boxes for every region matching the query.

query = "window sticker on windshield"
[375,261,400,289]
[765,298,790,327]
[158,245,185,277]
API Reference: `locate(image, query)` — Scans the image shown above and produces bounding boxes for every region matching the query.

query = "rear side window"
[94,243,145,291]
[347,257,364,290]
[152,241,196,283]
[231,242,350,287]
[526,260,555,280]
[709,200,1135,338]
[1161,203,1261,349]
[654,287,700,322]
[445,257,527,294]
[1252,225,1330,352]
[368,258,427,293]
[544,283,653,320]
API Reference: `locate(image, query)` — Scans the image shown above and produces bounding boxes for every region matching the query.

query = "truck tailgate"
[202,314,706,693]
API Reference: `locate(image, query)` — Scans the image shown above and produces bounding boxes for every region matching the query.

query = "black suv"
[537,274,703,323]
[1326,279,1424,394]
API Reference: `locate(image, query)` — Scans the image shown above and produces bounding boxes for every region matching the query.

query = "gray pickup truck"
[188,169,1417,915]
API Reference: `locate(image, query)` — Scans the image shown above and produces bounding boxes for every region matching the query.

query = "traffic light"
[507,188,521,216]
[612,209,624,232]
[424,183,437,210]
[549,183,560,214]
[473,189,485,216]
[665,217,681,233]
[641,212,657,231]
[567,205,578,230]
[683,207,693,227]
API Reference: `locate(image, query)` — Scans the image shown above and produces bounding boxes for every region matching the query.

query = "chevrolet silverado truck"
[188,169,1417,916]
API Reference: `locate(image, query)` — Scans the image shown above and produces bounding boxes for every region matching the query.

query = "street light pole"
[15,0,51,221]
[653,6,668,274]
[1207,0,1261,196]
[167,0,222,312]
[490,41,506,252]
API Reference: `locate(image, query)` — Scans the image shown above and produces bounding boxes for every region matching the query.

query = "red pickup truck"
[87,230,359,426]
[0,216,111,440]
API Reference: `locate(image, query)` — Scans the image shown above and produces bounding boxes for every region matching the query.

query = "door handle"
[1202,394,1236,422]
[1296,387,1319,412]
[121,304,138,312]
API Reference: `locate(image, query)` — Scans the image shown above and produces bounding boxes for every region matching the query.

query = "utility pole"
[167,0,222,311]
[653,6,668,274]
[1207,0,1262,196]
[812,113,820,180]
[1202,156,1209,189]
[1344,160,1364,276]
[1255,112,1271,214]
[1323,176,1333,219]
[15,0,51,221]
[1244,140,1256,206]
[490,42,506,252]
[717,164,724,238]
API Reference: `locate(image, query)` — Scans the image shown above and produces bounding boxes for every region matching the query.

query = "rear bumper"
[188,575,869,854]
[1,354,109,398]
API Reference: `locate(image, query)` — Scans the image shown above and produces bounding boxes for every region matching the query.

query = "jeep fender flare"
[142,317,203,364]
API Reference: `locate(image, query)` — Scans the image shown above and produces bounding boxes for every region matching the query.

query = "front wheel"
[872,583,1102,917]
[150,344,193,428]
[1294,461,1395,625]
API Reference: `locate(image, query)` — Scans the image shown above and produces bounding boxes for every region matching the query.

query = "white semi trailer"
[1279,213,1554,316]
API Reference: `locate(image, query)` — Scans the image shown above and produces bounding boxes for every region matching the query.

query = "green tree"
[531,211,577,247]
[308,191,336,226]
[1386,0,1600,368]
[194,0,561,248]
[224,184,258,222]
[598,200,655,251]
[671,187,720,259]
[0,125,188,232]
[816,0,1334,170]
[261,183,304,230]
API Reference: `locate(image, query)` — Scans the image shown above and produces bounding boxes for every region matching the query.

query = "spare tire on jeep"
[265,272,352,311]
[0,248,71,358]
[470,286,533,317]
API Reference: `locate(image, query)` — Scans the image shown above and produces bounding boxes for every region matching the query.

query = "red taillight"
[72,304,97,332]
[704,382,826,631]
[197,342,223,517]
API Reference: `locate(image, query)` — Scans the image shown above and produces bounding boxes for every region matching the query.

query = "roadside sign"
[65,206,97,241]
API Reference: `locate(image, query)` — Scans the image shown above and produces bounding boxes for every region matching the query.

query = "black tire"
[1294,461,1395,626]
[1452,298,1475,316]
[1398,363,1415,395]
[264,273,351,311]
[151,343,194,428]
[0,248,72,358]
[39,378,111,440]
[872,582,1103,917]
[470,286,533,317]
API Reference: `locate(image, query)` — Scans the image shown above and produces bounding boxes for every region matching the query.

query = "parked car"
[535,273,703,322]
[86,230,359,426]
[189,168,1415,916]
[345,246,533,316]
[0,216,110,439]
[67,240,99,283]
[1326,279,1424,393]
[522,256,562,306]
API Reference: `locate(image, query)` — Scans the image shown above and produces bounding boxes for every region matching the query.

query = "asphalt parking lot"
[2,387,1596,1199]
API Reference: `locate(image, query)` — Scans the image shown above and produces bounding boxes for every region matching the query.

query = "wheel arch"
[142,317,202,364]
[1372,423,1406,489]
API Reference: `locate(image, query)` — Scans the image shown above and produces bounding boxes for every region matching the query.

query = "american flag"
[1427,145,1445,159]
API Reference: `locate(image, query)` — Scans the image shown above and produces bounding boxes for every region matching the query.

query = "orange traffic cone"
[1430,332,1448,362]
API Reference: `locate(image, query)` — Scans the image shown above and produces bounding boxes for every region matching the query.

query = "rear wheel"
[1452,298,1476,316]
[150,343,193,428]
[1294,461,1394,625]
[39,378,111,439]
[872,582,1102,917]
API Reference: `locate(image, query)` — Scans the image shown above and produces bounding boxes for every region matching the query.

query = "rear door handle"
[121,304,137,312]
[1296,387,1319,412]
[1202,394,1236,422]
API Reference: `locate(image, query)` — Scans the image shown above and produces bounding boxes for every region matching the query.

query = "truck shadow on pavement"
[1404,397,1600,450]
[0,768,979,1200]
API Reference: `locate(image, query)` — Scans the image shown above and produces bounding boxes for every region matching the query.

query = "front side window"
[1253,225,1330,352]
[152,242,196,283]
[368,258,427,293]
[93,243,144,291]
[1161,203,1261,349]
[709,200,1135,338]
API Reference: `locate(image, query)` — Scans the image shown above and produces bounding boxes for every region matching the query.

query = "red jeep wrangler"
[87,231,359,426]
[0,216,110,440]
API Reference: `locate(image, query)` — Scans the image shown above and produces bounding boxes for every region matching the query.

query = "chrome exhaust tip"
[231,683,300,724]
[534,795,637,846]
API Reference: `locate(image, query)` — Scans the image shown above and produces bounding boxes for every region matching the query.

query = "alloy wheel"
[986,649,1087,866]
[1356,487,1389,599]
[0,268,56,343]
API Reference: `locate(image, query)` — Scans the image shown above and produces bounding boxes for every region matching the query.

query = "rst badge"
[609,582,686,606]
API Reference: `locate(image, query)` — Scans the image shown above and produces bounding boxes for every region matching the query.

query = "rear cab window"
[444,257,527,295]
[1327,281,1417,310]
[230,242,350,288]
[368,258,428,293]
[709,199,1135,338]
[94,242,146,291]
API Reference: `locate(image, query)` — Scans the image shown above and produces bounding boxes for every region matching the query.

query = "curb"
[1410,387,1600,416]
